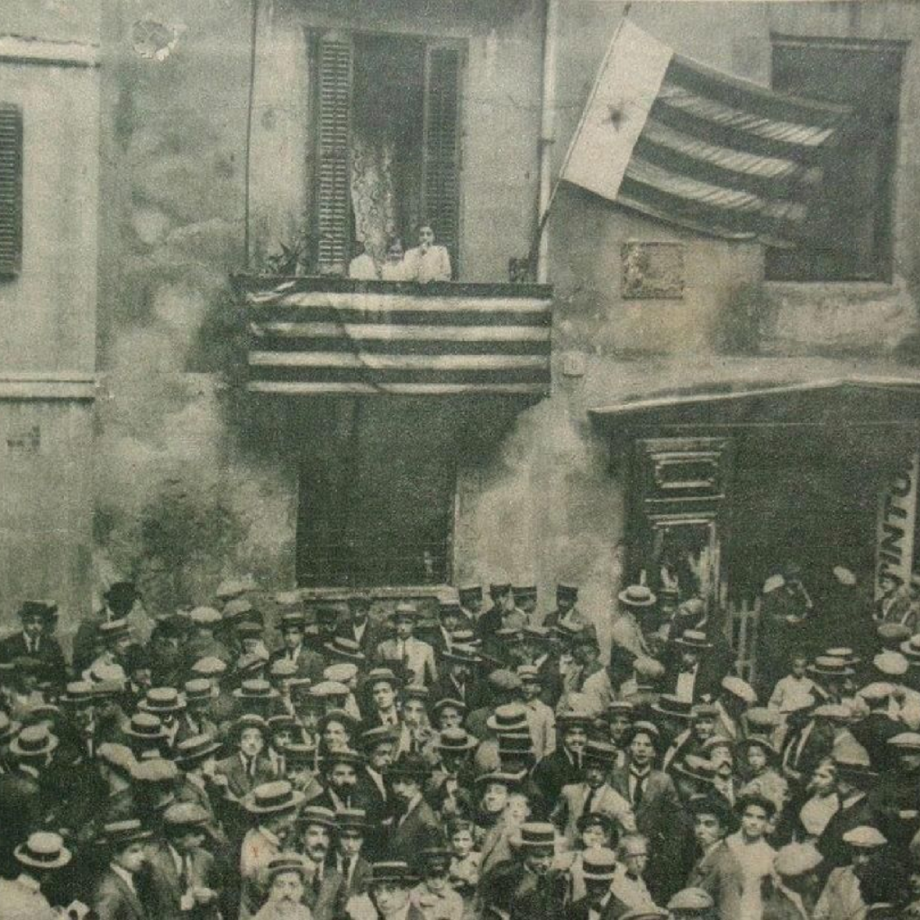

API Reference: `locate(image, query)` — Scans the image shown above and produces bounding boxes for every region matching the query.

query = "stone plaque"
[621,242,685,299]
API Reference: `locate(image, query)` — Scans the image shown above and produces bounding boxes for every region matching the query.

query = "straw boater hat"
[672,755,717,786]
[191,657,228,678]
[581,847,618,881]
[442,645,482,666]
[14,831,72,870]
[436,728,479,752]
[672,630,712,651]
[324,636,366,663]
[369,861,417,887]
[100,819,154,849]
[486,703,531,734]
[390,602,420,622]
[320,747,365,770]
[228,713,270,742]
[773,843,823,878]
[175,733,223,766]
[666,889,715,913]
[10,724,59,758]
[189,607,222,628]
[335,808,370,833]
[511,822,556,851]
[618,584,657,609]
[265,853,309,880]
[808,656,855,678]
[362,667,402,692]
[139,687,186,714]
[299,805,337,830]
[651,695,693,720]
[242,780,306,815]
[432,697,467,718]
[233,679,280,702]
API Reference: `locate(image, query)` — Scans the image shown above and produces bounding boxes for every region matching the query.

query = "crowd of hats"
[3,579,920,919]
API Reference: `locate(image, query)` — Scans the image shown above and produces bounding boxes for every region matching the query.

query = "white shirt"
[675,663,699,702]
[110,863,137,894]
[609,865,655,911]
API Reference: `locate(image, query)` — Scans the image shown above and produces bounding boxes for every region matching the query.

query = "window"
[0,103,22,278]
[766,36,904,282]
[310,30,462,277]
[296,400,456,587]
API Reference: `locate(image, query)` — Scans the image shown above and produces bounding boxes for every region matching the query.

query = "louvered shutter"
[422,45,461,275]
[0,104,22,278]
[316,32,352,274]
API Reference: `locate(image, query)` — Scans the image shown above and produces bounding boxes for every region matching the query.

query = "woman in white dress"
[726,793,777,920]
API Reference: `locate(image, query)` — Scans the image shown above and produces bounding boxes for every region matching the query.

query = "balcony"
[233,275,553,397]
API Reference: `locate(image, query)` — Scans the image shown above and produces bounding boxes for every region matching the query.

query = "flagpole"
[528,3,632,278]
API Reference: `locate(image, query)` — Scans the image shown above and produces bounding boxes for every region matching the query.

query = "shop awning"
[589,376,920,429]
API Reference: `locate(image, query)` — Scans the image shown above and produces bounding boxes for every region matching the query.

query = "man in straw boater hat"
[433,643,483,711]
[479,822,567,920]
[545,582,585,632]
[251,852,312,920]
[376,603,437,688]
[214,714,276,802]
[0,830,74,920]
[297,804,343,920]
[333,808,373,899]
[0,600,67,690]
[239,780,305,920]
[91,818,155,920]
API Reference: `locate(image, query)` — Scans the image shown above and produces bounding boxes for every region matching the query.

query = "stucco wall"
[95,0,920,638]
[0,5,100,636]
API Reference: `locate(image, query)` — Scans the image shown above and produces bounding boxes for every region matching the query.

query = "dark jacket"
[685,840,744,920]
[389,796,445,869]
[92,867,151,920]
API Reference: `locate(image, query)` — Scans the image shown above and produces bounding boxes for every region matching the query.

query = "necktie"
[584,787,598,814]
[632,772,645,808]
[343,857,353,885]
[247,756,257,779]
[312,868,323,898]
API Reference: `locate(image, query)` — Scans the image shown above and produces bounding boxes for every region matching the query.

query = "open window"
[311,30,463,277]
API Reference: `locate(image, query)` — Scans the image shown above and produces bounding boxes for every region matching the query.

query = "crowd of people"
[0,575,918,920]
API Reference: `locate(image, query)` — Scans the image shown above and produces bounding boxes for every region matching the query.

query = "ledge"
[0,374,96,401]
[0,35,100,69]
[298,585,449,602]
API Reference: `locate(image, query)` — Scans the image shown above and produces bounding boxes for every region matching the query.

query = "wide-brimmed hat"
[651,694,693,720]
[362,667,402,691]
[242,780,306,815]
[672,629,712,651]
[233,679,280,701]
[124,712,168,742]
[311,681,350,701]
[10,724,59,758]
[511,822,556,851]
[442,645,482,666]
[175,733,223,765]
[437,728,478,752]
[672,755,717,786]
[163,802,210,830]
[324,636,366,662]
[139,687,186,714]
[618,584,657,609]
[873,650,909,677]
[808,656,855,678]
[369,861,417,886]
[299,805,337,830]
[335,808,369,832]
[99,819,154,849]
[842,825,887,849]
[320,747,365,769]
[486,703,530,734]
[581,847,618,881]
[14,831,72,869]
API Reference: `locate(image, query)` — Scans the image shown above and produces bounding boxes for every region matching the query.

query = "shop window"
[296,401,456,587]
[766,36,904,283]
[311,30,462,277]
[0,103,22,278]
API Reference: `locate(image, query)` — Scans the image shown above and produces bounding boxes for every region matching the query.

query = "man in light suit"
[376,604,437,688]
[550,739,635,847]
[684,794,744,920]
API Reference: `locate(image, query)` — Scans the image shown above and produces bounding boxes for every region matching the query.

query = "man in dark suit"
[310,748,376,813]
[299,806,344,920]
[566,848,624,920]
[269,612,325,684]
[532,710,591,803]
[0,600,67,689]
[334,808,374,899]
[365,861,428,920]
[92,819,155,920]
[610,722,689,904]
[684,795,744,920]
[73,582,140,675]
[336,592,386,658]
[145,802,221,920]
[663,630,727,703]
[385,753,444,870]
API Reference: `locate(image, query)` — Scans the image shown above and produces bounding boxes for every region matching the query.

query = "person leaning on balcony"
[404,225,451,284]
[381,238,411,282]
[348,241,380,280]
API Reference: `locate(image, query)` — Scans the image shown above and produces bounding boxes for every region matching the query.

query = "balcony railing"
[233,275,553,397]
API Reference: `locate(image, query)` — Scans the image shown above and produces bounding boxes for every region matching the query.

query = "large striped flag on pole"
[559,19,852,244]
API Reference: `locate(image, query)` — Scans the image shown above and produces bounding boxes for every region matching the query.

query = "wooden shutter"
[0,104,22,278]
[422,45,461,274]
[315,32,352,274]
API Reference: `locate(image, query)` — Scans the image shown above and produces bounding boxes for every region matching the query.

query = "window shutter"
[316,32,352,274]
[422,45,461,275]
[0,104,22,278]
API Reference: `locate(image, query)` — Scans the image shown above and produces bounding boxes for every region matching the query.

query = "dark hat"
[236,620,264,638]
[651,695,693,720]
[513,822,556,850]
[242,780,306,815]
[10,723,59,758]
[139,687,186,714]
[104,582,139,607]
[321,747,365,769]
[513,585,537,600]
[268,713,298,735]
[335,808,369,832]
[556,583,578,600]
[420,847,453,871]
[175,733,223,765]
[496,733,534,757]
[233,679,280,701]
[280,611,306,630]
[312,605,340,624]
[14,831,72,870]
[437,728,479,752]
[369,861,416,887]
[458,585,482,603]
[100,819,153,849]
[324,636,366,662]
[489,583,512,597]
[18,599,58,620]
[438,599,464,617]
[163,802,210,830]
[581,847,618,881]
[686,793,736,829]
[282,740,317,763]
[299,805,337,830]
[386,752,431,782]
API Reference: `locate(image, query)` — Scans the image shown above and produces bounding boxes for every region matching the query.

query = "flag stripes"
[242,279,553,396]
[559,20,851,244]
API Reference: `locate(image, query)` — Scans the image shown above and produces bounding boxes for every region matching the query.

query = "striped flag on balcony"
[559,19,852,245]
[241,278,553,396]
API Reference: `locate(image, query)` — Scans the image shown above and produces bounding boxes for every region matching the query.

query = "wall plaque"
[621,242,685,299]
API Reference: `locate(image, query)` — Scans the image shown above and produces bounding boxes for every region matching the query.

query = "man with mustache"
[299,806,343,920]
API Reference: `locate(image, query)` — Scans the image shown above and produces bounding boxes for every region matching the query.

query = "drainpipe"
[536,0,559,284]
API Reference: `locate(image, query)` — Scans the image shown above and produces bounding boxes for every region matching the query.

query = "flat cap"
[773,843,823,877]
[190,656,227,676]
[666,888,715,911]
[859,682,897,702]
[888,732,920,751]
[842,825,887,848]
[163,802,210,827]
[721,676,757,704]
